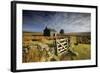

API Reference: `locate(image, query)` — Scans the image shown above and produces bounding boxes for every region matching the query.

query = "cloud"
[23,10,91,33]
[47,12,91,32]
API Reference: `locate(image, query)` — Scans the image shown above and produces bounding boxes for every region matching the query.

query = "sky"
[23,10,91,33]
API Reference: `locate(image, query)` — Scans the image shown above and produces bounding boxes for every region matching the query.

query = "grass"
[72,44,91,60]
[22,36,91,63]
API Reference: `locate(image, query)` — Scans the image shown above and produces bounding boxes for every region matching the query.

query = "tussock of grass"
[72,44,91,60]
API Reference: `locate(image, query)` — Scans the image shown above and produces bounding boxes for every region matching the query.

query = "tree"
[60,29,64,35]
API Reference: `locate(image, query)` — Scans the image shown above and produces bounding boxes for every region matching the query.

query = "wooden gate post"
[54,38,58,56]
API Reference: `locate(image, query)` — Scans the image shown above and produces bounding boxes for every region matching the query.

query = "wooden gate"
[55,38,70,56]
[48,37,78,61]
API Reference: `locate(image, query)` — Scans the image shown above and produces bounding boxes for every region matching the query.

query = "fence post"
[54,38,58,56]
